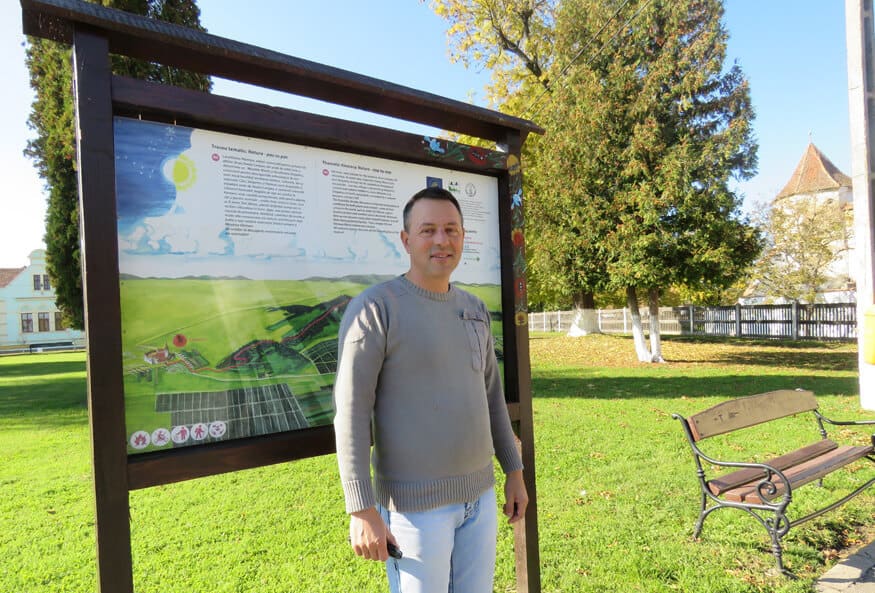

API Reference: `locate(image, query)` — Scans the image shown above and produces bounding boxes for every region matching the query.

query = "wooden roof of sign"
[20,0,543,143]
[776,143,852,199]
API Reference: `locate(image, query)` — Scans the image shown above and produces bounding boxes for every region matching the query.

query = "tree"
[432,0,761,360]
[558,0,761,361]
[750,196,853,303]
[429,0,556,108]
[524,79,615,333]
[426,0,606,329]
[25,0,212,329]
[429,0,612,332]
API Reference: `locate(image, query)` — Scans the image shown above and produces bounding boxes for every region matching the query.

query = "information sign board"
[115,118,503,454]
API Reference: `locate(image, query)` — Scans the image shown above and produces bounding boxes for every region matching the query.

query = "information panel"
[115,117,503,454]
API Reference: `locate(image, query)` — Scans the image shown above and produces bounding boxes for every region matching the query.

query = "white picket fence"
[528,302,858,341]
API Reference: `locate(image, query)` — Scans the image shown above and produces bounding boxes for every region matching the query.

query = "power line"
[524,0,654,119]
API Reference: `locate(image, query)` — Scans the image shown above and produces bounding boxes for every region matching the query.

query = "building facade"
[774,143,856,301]
[744,143,856,304]
[0,249,85,352]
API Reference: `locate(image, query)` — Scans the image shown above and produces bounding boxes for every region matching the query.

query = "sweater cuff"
[342,479,376,514]
[495,444,524,475]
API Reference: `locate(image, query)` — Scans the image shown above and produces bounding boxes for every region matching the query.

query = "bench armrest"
[673,413,791,494]
[688,447,794,502]
[815,411,875,444]
[815,412,875,427]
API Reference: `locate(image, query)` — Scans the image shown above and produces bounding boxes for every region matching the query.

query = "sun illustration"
[163,154,197,191]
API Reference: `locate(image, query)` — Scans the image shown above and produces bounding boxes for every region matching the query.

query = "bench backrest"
[686,389,818,441]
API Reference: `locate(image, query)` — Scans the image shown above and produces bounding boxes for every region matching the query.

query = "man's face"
[400,198,464,290]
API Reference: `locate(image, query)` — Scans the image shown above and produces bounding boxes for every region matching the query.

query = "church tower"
[774,143,855,300]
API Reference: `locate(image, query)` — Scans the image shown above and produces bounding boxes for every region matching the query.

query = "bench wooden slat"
[707,440,839,496]
[722,444,874,503]
[688,390,817,441]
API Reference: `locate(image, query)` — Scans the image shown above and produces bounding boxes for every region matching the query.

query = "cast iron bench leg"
[767,512,793,576]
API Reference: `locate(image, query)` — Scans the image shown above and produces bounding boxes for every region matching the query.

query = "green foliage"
[750,196,853,303]
[24,0,212,329]
[537,0,761,300]
[428,0,557,107]
[431,0,763,320]
[25,38,80,328]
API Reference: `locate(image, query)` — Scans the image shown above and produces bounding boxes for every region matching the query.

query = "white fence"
[528,302,858,341]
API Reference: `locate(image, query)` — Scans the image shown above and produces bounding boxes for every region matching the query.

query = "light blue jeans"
[379,487,497,593]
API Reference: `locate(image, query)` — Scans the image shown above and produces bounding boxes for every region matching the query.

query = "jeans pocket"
[461,310,490,372]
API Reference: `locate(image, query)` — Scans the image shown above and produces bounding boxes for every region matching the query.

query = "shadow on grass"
[0,374,88,428]
[0,357,86,378]
[660,335,858,372]
[674,350,856,372]
[532,373,860,400]
[657,334,855,349]
[531,333,858,373]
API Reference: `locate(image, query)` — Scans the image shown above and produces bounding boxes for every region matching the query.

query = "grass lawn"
[0,335,872,592]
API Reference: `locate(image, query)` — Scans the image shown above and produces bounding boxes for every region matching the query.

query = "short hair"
[402,187,464,232]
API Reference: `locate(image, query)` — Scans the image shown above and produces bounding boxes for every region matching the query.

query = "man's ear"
[400,230,410,253]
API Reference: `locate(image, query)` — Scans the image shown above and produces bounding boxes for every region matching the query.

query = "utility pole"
[846,0,875,408]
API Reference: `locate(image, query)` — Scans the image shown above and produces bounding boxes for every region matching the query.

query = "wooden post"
[499,131,541,593]
[792,301,800,340]
[72,28,134,593]
[735,303,742,337]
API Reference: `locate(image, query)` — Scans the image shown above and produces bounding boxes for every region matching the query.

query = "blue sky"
[0,0,852,267]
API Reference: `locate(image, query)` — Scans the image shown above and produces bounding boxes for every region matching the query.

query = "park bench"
[673,389,875,574]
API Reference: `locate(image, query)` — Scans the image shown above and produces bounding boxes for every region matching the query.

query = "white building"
[774,143,856,301]
[744,143,856,304]
[0,249,85,352]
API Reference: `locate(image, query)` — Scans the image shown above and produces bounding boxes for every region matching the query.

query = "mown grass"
[0,335,871,592]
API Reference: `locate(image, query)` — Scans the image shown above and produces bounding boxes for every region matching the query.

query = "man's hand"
[349,507,398,562]
[503,469,529,524]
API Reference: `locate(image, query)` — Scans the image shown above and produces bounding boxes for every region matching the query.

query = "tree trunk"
[567,291,601,336]
[648,288,666,363]
[626,286,652,362]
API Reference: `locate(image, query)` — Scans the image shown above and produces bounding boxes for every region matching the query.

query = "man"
[333,186,527,593]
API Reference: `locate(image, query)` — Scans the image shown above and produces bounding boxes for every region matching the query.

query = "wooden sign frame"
[21,1,543,591]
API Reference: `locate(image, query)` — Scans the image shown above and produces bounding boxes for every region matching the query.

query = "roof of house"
[776,143,852,199]
[0,267,25,288]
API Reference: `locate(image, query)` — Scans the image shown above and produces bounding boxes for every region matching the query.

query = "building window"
[33,275,41,290]
[43,275,51,291]
[21,313,33,333]
[55,312,65,331]
[38,312,50,332]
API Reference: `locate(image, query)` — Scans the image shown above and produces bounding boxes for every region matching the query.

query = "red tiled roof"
[0,267,25,288]
[776,143,852,199]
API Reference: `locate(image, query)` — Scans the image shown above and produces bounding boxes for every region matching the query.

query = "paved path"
[816,542,875,593]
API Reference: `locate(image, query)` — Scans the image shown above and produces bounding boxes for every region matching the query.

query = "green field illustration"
[121,276,502,454]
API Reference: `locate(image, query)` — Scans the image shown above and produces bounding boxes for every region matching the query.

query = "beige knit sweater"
[333,275,522,514]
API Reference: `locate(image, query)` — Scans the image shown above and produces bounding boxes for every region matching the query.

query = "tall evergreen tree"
[432,0,761,360]
[552,0,760,361]
[25,0,212,329]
